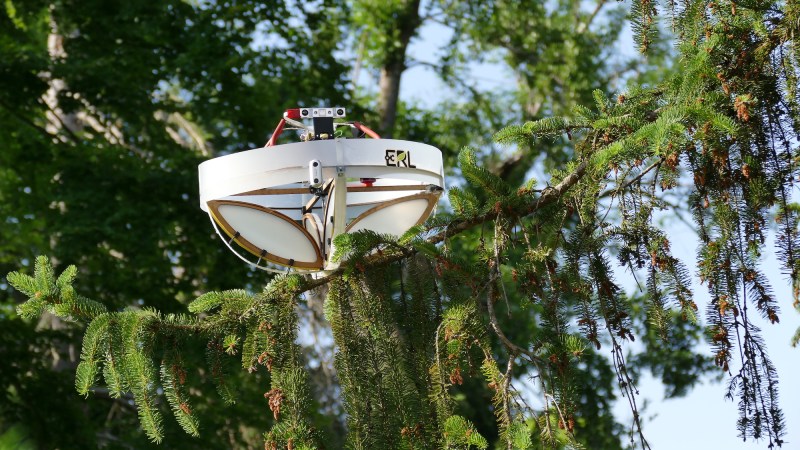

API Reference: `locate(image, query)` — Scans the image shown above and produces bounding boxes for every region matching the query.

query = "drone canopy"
[199,122,444,273]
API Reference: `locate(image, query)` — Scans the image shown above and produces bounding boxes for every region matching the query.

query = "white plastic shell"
[198,138,444,273]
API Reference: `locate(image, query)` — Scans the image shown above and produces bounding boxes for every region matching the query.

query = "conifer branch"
[300,159,590,294]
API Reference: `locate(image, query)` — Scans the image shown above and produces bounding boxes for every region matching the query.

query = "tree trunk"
[377,0,421,138]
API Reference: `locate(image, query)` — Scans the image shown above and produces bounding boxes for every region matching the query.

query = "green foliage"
[206,335,238,406]
[8,256,106,321]
[118,310,165,442]
[448,187,481,217]
[0,1,351,445]
[0,424,35,450]
[330,229,397,264]
[442,416,488,449]
[75,313,111,396]
[4,257,324,446]
[458,148,513,198]
[325,268,435,449]
[159,346,199,438]
[507,421,533,449]
[4,0,800,449]
[495,117,581,146]
[187,291,226,314]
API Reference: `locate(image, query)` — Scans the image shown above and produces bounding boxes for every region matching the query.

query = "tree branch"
[576,0,608,34]
[299,159,590,293]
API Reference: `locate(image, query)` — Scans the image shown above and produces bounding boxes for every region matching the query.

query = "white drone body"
[198,107,445,273]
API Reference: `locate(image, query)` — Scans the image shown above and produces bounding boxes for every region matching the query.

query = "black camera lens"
[301,109,309,116]
[336,109,344,116]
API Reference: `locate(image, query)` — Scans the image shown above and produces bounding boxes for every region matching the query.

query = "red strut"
[352,122,381,139]
[266,118,286,147]
[267,112,380,147]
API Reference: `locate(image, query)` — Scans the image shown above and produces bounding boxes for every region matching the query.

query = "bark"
[377,0,421,138]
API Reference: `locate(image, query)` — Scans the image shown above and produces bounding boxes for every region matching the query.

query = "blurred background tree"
[1,0,350,447]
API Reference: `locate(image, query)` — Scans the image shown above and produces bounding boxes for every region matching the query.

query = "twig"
[577,0,608,34]
[503,357,514,450]
[486,268,545,366]
[544,393,576,441]
[618,157,664,193]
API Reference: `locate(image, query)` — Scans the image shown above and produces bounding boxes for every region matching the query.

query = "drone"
[198,107,445,273]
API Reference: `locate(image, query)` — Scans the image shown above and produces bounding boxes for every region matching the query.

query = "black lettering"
[385,149,415,168]
[406,151,416,168]
[385,149,397,166]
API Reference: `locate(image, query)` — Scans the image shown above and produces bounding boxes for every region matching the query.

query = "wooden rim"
[303,213,323,245]
[208,200,323,270]
[345,192,440,233]
[322,182,336,259]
